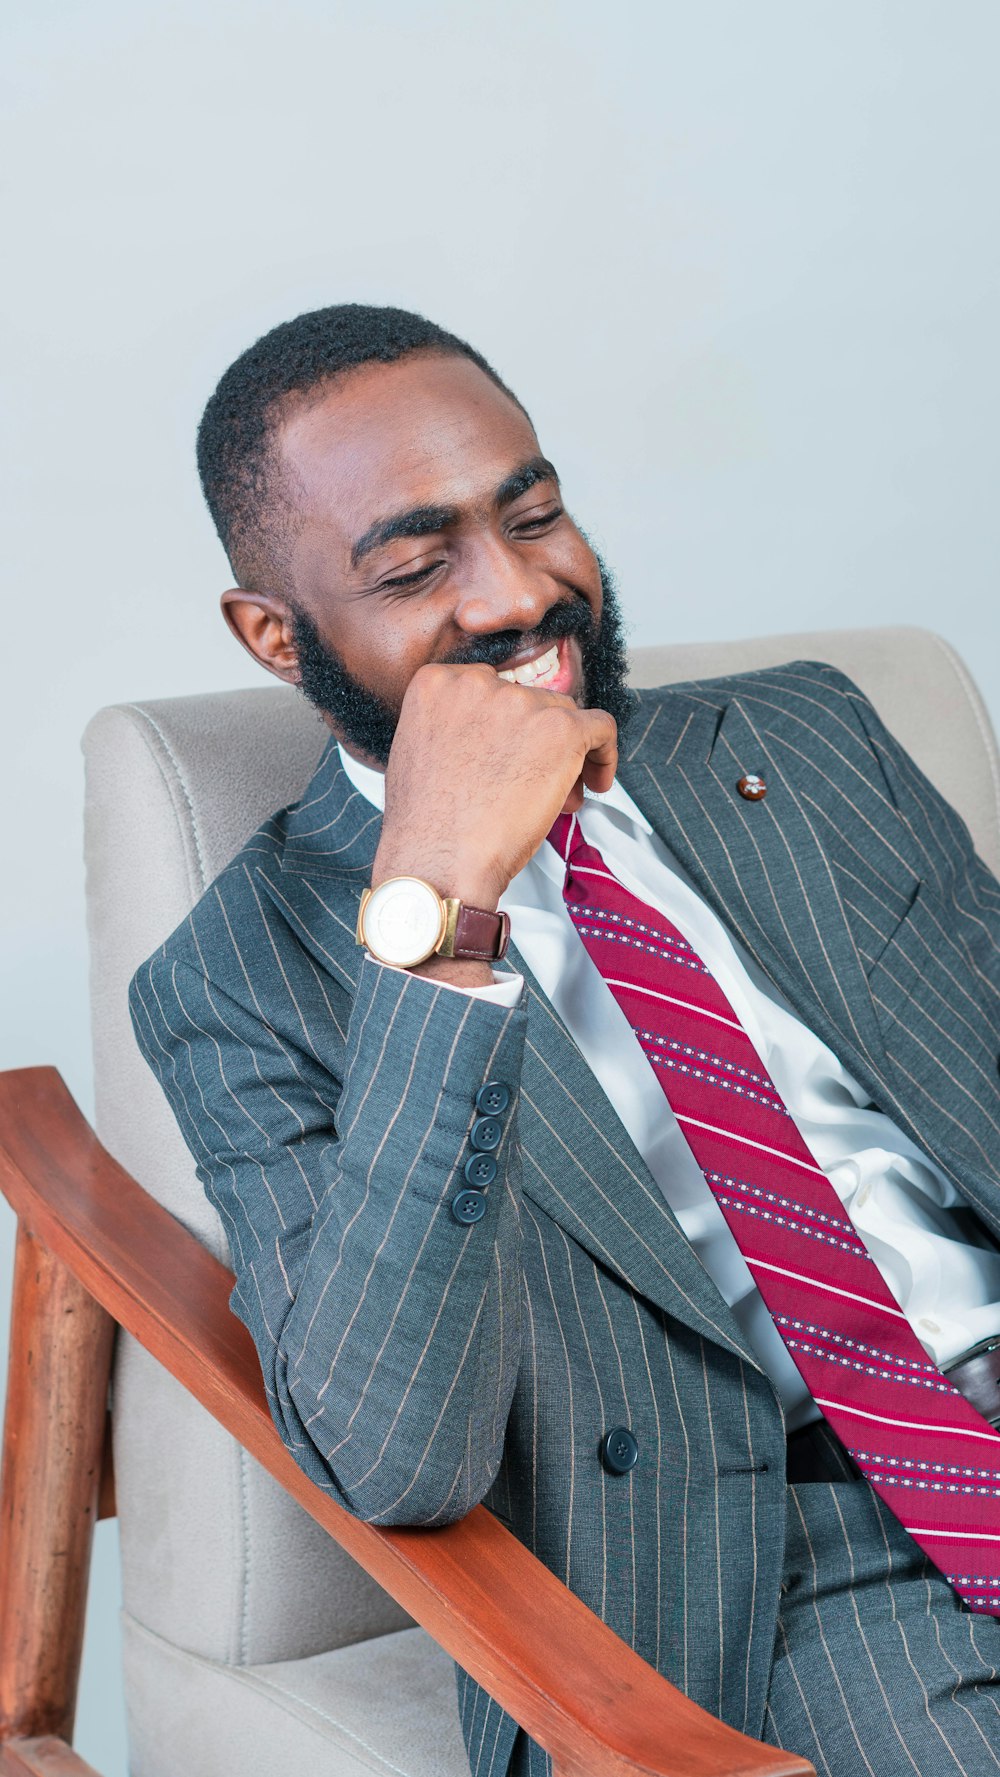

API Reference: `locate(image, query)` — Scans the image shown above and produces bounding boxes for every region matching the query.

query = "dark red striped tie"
[549,810,1000,1613]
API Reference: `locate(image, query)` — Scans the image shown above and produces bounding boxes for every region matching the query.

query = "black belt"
[944,1336,1000,1429]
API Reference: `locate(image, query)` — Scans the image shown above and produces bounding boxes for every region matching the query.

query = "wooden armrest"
[0,1068,812,1777]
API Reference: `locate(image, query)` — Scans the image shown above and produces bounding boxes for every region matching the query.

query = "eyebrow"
[349,454,560,569]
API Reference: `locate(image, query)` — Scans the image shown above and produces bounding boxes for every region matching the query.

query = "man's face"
[231,351,632,765]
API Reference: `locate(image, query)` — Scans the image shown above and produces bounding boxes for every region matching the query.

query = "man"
[130,304,1000,1777]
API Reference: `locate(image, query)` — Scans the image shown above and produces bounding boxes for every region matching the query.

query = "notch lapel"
[619,686,892,1097]
[512,951,765,1365]
[256,738,379,995]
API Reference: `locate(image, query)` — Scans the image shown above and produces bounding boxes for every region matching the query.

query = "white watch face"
[363,878,446,968]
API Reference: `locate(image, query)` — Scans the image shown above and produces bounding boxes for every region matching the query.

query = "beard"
[291,552,635,768]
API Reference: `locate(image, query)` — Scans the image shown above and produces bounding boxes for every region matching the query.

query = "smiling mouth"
[496,632,588,696]
[496,643,561,687]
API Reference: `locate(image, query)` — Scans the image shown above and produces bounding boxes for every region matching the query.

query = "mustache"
[439,595,597,670]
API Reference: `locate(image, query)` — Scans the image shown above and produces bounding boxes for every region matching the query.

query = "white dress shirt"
[341,745,1000,1429]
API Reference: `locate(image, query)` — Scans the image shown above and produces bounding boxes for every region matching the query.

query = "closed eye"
[378,562,442,591]
[514,506,562,533]
[377,505,562,590]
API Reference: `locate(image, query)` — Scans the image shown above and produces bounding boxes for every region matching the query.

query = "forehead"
[276,353,539,556]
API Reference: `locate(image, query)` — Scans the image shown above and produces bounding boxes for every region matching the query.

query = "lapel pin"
[737,773,767,801]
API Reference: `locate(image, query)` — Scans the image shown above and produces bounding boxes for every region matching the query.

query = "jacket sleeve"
[129,949,527,1526]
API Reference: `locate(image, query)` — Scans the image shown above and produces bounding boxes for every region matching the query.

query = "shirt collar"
[337,744,387,811]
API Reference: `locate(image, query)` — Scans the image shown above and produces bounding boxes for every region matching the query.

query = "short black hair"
[196,303,522,591]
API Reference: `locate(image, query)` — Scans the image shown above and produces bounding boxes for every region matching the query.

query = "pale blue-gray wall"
[2,3,999,1771]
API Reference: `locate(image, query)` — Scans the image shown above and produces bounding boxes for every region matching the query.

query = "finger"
[560,773,585,815]
[579,708,618,794]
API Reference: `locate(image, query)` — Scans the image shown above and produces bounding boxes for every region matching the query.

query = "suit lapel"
[255,738,379,995]
[512,949,764,1363]
[620,687,892,1096]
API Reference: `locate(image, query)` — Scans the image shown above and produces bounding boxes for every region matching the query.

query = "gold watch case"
[356,876,463,968]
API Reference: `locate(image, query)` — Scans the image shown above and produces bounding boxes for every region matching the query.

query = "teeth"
[497,644,560,687]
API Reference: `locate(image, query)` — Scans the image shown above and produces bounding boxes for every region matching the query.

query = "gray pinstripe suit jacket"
[130,661,1000,1777]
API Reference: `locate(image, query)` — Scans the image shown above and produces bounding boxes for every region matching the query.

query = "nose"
[451,531,554,637]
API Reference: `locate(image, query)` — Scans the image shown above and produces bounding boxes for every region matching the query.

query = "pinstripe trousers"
[769,1485,1000,1776]
[763,1426,1000,1777]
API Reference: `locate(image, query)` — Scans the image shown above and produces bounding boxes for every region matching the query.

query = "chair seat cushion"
[122,1612,470,1777]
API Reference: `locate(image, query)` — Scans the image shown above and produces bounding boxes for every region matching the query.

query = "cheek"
[328,604,446,698]
[551,527,602,603]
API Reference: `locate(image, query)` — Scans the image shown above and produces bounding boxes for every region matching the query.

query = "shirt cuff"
[463,971,525,1006]
[366,956,525,1007]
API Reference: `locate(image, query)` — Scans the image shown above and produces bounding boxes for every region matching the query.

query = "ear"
[220,589,301,685]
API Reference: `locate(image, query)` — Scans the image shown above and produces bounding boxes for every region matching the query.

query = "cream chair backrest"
[82,627,1000,1676]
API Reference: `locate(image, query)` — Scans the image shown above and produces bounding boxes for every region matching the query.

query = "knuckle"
[411,661,465,702]
[542,702,577,740]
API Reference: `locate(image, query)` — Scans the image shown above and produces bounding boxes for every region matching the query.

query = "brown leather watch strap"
[944,1337,1000,1428]
[441,904,511,962]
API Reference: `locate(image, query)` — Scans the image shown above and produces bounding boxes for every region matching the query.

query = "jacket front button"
[600,1427,639,1474]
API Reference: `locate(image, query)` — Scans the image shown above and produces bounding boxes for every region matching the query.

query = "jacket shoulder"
[129,817,281,998]
[130,733,354,991]
[634,656,863,712]
[627,659,872,768]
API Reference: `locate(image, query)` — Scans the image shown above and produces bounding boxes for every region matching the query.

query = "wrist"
[405,955,495,990]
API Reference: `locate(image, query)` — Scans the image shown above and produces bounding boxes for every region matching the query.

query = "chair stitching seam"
[230,1667,417,1775]
[120,704,210,891]
[238,1445,251,1666]
[124,1610,432,1777]
[106,705,202,905]
[923,631,1000,851]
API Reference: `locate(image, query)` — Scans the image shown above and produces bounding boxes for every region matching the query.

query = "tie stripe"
[549,811,1000,1614]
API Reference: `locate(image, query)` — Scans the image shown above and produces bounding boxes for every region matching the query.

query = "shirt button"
[451,1190,488,1225]
[600,1427,639,1475]
[919,1317,941,1334]
[476,1081,511,1115]
[463,1152,498,1188]
[470,1115,502,1152]
[737,773,767,801]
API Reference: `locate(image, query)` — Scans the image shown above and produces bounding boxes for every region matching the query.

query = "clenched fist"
[370,660,617,984]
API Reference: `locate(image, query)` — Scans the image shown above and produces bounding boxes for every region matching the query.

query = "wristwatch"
[356,876,511,969]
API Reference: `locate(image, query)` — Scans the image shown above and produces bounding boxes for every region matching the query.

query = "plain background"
[3,2,999,1770]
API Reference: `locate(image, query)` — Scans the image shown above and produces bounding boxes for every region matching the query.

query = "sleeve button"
[464,1152,498,1187]
[476,1081,512,1114]
[470,1115,502,1152]
[451,1189,488,1225]
[600,1427,639,1474]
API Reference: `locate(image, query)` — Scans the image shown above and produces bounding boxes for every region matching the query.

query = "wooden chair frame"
[0,1066,813,1777]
